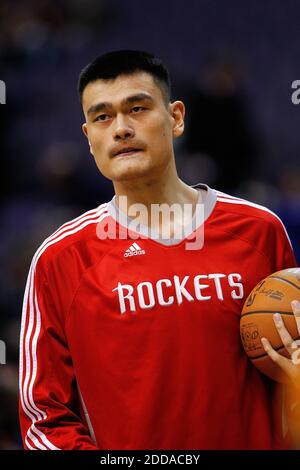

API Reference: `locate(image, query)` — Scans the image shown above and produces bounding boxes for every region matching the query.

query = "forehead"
[82,72,162,111]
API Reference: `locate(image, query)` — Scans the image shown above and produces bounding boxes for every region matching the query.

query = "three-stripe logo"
[124,242,145,257]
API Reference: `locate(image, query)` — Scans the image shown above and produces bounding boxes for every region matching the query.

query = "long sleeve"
[271,217,298,271]
[19,253,98,450]
[255,211,298,272]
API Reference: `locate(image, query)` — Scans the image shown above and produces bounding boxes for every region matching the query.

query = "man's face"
[81,71,184,183]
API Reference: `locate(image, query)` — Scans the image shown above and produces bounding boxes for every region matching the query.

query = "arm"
[261,300,300,449]
[19,256,98,450]
[260,216,300,448]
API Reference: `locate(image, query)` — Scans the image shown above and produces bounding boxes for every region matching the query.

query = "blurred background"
[0,0,299,449]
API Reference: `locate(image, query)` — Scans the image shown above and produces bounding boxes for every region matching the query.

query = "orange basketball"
[240,267,300,382]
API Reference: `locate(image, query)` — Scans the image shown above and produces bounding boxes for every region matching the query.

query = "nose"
[113,114,135,141]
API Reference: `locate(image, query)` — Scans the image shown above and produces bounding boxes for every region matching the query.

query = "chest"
[67,233,270,328]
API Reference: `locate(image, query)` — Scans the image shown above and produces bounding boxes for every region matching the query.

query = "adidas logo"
[124,242,146,257]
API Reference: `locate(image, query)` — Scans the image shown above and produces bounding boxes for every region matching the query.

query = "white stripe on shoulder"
[217,195,278,216]
[50,204,105,238]
[20,204,109,450]
[50,203,108,238]
[216,196,293,249]
[36,204,108,259]
[216,191,243,200]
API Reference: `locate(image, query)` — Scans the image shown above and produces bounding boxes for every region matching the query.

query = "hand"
[261,300,300,389]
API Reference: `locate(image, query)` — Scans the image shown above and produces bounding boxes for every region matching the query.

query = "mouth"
[113,148,143,158]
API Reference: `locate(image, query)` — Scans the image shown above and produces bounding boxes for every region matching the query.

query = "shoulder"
[31,202,110,272]
[214,189,286,229]
[212,189,293,254]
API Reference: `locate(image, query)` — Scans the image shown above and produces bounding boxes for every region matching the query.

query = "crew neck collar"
[106,183,217,246]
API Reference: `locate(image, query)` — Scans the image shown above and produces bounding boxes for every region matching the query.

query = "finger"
[291,300,300,337]
[291,347,300,366]
[261,337,292,373]
[273,313,294,355]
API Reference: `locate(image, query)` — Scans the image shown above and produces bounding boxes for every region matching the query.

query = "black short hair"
[78,50,171,105]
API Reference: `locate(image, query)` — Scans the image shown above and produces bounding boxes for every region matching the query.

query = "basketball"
[240,267,300,382]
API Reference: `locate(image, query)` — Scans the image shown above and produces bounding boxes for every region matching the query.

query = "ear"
[82,123,94,156]
[169,101,185,138]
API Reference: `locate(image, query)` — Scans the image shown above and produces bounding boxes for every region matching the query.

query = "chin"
[112,160,154,182]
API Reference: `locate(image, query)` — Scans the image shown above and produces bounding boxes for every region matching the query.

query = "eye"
[131,106,145,113]
[94,114,110,122]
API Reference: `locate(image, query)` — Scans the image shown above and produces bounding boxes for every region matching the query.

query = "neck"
[112,162,199,233]
[114,165,197,210]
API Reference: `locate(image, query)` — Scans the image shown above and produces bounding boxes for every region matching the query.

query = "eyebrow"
[87,93,154,116]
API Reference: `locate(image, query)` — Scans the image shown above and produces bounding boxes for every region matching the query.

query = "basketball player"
[19,50,300,450]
